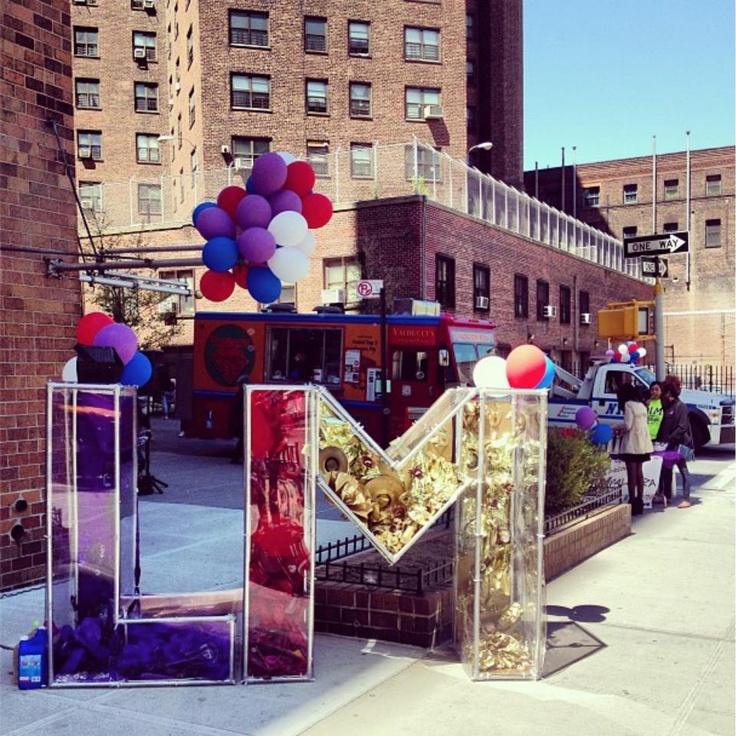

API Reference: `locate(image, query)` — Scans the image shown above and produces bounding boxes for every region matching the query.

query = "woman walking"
[615,382,654,516]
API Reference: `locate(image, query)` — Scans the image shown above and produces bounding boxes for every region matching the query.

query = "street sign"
[641,257,669,278]
[623,231,689,258]
[356,279,384,298]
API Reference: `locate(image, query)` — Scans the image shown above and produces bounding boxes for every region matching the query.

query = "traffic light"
[598,302,652,340]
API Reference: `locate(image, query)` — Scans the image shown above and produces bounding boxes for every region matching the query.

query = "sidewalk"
[1,427,733,736]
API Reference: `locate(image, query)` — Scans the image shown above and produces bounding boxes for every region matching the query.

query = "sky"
[523,0,735,170]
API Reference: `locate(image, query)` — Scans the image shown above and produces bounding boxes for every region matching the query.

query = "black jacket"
[656,398,693,449]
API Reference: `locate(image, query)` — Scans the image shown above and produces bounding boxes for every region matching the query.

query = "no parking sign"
[356,279,383,298]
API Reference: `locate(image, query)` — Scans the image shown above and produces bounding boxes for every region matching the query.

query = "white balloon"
[62,357,78,382]
[617,344,628,355]
[277,151,297,164]
[268,211,308,247]
[267,246,310,283]
[294,231,316,257]
[638,347,647,358]
[472,356,510,389]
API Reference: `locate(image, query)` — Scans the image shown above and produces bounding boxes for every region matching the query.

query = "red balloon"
[76,311,114,345]
[301,192,333,228]
[200,269,236,302]
[232,262,249,288]
[505,345,547,389]
[217,186,247,220]
[284,161,316,197]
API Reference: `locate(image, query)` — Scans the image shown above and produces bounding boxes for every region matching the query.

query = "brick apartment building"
[524,147,736,369]
[1,0,80,590]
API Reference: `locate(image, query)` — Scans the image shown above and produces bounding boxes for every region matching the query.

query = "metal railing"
[663,364,735,397]
[79,140,644,281]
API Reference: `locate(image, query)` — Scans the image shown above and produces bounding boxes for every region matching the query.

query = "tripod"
[137,428,168,495]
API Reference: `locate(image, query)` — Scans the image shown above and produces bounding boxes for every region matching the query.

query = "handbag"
[678,444,695,462]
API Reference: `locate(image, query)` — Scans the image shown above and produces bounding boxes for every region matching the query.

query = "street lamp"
[468,141,493,155]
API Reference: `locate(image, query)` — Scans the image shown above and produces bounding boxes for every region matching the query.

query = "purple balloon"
[575,406,598,431]
[250,152,288,197]
[195,206,236,240]
[268,188,303,216]
[238,227,277,264]
[93,323,138,366]
[236,195,272,230]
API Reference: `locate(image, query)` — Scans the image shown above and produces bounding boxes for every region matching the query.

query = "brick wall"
[1,0,81,591]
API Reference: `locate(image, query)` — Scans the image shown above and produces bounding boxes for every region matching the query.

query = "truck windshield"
[635,367,656,386]
[453,343,477,384]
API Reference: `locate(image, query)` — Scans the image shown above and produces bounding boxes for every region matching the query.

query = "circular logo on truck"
[204,324,255,386]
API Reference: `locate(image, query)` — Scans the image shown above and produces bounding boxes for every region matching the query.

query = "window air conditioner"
[543,305,558,318]
[321,288,345,304]
[423,104,444,119]
[475,296,489,309]
[143,0,155,8]
[133,48,147,60]
[86,0,98,6]
[580,312,592,325]
[220,144,230,155]
[233,157,250,169]
[174,82,181,92]
[72,0,86,4]
[157,297,178,314]
[78,146,93,159]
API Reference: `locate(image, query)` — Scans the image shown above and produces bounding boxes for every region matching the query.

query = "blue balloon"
[121,351,153,388]
[591,423,614,446]
[192,201,218,227]
[535,356,556,389]
[245,176,256,194]
[247,266,282,304]
[202,236,238,272]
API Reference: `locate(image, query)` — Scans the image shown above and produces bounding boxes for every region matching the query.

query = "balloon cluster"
[472,344,556,391]
[62,312,152,388]
[575,406,614,446]
[192,152,333,304]
[606,341,647,365]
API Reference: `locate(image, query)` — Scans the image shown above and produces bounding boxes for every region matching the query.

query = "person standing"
[656,379,694,508]
[646,381,664,440]
[615,382,654,516]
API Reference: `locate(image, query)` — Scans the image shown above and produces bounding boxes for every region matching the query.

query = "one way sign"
[641,256,668,278]
[623,231,689,259]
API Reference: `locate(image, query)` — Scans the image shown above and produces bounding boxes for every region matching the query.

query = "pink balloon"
[238,227,277,263]
[236,195,272,230]
[93,323,139,365]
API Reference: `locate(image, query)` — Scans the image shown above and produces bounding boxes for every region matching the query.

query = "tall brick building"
[1,0,80,590]
[524,147,735,368]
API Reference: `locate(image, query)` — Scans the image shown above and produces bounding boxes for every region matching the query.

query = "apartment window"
[583,186,600,208]
[622,226,637,240]
[307,141,329,177]
[133,32,157,62]
[230,10,268,47]
[176,114,182,146]
[348,20,369,55]
[173,3,179,39]
[623,183,638,204]
[349,82,371,118]
[178,167,184,202]
[350,143,373,179]
[74,27,99,57]
[467,60,476,86]
[231,74,270,110]
[136,133,161,163]
[137,183,162,215]
[75,79,100,109]
[79,182,103,212]
[324,257,361,304]
[435,255,455,308]
[306,79,328,114]
[404,27,440,61]
[404,144,441,181]
[579,290,590,321]
[466,13,474,39]
[663,221,679,232]
[705,219,722,248]
[663,178,679,200]
[473,265,490,310]
[514,274,528,319]
[134,82,158,112]
[190,148,198,179]
[175,57,181,88]
[559,285,571,324]
[232,137,270,171]
[706,174,722,196]
[159,269,195,316]
[77,131,102,160]
[188,88,195,127]
[535,279,549,321]
[405,86,440,120]
[304,17,327,53]
[186,26,193,67]
[467,106,475,132]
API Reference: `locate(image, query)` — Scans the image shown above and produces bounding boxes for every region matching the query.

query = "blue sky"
[523,0,735,169]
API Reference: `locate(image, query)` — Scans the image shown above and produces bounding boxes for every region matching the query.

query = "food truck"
[191,305,497,442]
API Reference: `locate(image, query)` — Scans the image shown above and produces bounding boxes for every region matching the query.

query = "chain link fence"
[80,140,643,280]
